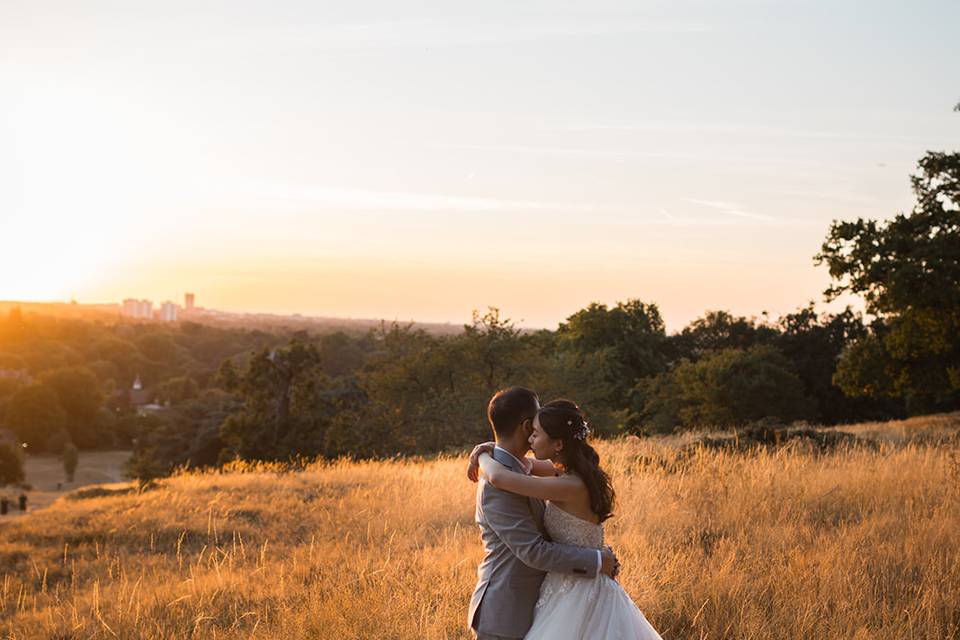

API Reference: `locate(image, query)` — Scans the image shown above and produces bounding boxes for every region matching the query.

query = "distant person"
[466,392,662,640]
[18,494,27,512]
[0,497,7,515]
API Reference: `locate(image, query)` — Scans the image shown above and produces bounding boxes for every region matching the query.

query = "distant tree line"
[0,315,294,454]
[0,148,957,478]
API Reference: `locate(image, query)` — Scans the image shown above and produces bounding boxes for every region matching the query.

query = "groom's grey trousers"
[474,632,518,640]
[468,448,599,639]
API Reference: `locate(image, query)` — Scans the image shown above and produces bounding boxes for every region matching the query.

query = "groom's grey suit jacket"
[469,448,599,639]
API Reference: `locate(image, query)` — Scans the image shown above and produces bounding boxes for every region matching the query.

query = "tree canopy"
[0,444,24,486]
[816,151,960,412]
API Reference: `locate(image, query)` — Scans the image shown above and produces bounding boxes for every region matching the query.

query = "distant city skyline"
[2,1,958,331]
[0,289,852,333]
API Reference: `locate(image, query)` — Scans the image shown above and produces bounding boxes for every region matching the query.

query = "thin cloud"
[435,142,868,174]
[563,120,931,144]
[205,19,712,53]
[683,198,776,222]
[249,183,783,228]
[760,188,882,205]
[251,183,597,215]
[437,142,710,162]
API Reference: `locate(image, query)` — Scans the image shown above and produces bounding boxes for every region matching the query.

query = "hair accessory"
[573,420,591,440]
[567,420,573,425]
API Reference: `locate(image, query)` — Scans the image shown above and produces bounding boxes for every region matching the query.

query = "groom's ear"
[521,418,534,436]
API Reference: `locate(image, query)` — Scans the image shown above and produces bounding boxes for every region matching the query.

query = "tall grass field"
[2,414,959,639]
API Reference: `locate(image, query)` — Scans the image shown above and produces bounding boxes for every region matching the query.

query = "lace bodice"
[531,505,663,640]
[534,503,606,611]
[543,502,604,549]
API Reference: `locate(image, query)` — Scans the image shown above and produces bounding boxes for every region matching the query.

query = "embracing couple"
[465,387,662,640]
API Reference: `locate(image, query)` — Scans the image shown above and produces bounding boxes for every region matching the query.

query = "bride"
[474,399,663,640]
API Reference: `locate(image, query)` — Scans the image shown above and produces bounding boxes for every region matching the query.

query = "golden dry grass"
[2,414,959,639]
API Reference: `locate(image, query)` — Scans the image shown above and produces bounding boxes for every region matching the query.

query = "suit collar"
[493,446,528,474]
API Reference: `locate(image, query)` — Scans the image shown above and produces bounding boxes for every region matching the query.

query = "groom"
[467,386,618,640]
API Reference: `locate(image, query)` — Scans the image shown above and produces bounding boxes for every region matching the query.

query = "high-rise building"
[122,298,154,319]
[121,298,140,318]
[160,302,178,322]
[185,293,195,312]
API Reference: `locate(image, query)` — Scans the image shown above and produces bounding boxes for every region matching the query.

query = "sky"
[1,0,958,331]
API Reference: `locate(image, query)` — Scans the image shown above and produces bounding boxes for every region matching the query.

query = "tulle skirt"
[524,572,663,640]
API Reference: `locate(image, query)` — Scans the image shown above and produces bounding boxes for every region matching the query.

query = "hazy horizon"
[0,294,822,333]
[3,0,958,331]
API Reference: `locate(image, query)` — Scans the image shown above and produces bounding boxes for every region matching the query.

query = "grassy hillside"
[2,415,959,639]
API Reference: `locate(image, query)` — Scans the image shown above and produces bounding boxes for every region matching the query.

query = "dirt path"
[0,450,133,522]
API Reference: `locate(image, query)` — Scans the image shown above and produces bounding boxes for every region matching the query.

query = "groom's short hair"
[487,387,539,439]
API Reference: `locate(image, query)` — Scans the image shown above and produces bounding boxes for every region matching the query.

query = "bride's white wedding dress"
[525,502,663,640]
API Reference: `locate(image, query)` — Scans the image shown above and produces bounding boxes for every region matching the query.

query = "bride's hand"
[600,548,622,580]
[467,441,496,482]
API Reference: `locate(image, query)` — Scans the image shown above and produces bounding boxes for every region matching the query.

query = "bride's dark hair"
[537,399,615,522]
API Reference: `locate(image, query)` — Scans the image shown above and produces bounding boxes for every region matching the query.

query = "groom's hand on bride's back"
[467,441,496,482]
[600,547,622,580]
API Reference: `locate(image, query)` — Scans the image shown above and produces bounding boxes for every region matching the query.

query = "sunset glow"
[2,1,957,329]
